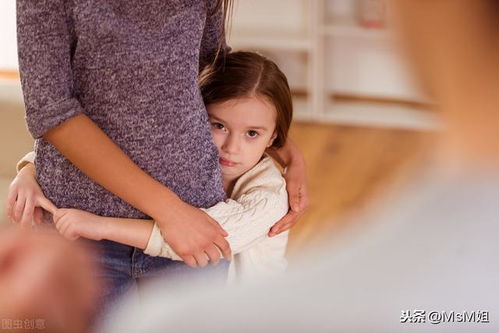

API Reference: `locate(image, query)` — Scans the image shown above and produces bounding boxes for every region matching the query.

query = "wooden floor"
[286,121,431,260]
[0,96,432,261]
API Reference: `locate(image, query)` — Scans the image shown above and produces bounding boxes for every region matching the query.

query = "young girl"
[12,51,293,283]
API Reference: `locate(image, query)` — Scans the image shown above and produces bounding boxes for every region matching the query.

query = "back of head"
[393,0,499,168]
[199,51,293,148]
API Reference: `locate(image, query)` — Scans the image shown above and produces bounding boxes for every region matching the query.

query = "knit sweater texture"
[17,0,227,218]
[144,155,290,283]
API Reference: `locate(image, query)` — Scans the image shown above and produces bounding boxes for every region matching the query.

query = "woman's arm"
[205,190,289,253]
[17,0,230,267]
[54,160,288,263]
[145,190,288,260]
[11,147,230,267]
[265,138,309,236]
[43,115,184,225]
[58,182,288,264]
[46,116,231,269]
[144,158,289,260]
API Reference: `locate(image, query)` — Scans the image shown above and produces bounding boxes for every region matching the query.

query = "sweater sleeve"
[202,187,288,254]
[17,0,85,139]
[143,163,288,259]
[16,151,36,173]
[143,223,182,260]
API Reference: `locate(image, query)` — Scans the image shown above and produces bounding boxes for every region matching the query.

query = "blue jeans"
[81,239,229,327]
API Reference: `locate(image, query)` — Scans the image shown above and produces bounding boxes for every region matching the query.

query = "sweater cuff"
[16,151,36,173]
[143,223,181,260]
[25,98,84,139]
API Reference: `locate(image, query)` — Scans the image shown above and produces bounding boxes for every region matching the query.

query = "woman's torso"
[36,0,226,218]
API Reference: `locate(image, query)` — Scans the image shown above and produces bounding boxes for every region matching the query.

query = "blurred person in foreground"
[97,1,499,332]
[0,226,100,333]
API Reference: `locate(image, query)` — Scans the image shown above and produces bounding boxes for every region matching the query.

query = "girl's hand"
[53,208,107,241]
[6,163,57,229]
[267,141,310,237]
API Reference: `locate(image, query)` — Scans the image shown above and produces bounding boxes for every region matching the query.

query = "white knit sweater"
[18,152,289,283]
[144,155,290,283]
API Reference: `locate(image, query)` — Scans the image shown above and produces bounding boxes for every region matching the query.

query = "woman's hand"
[6,163,57,228]
[43,114,231,268]
[266,139,309,237]
[53,208,107,241]
[155,202,232,268]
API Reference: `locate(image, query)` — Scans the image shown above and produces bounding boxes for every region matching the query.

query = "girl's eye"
[211,122,225,131]
[246,130,259,138]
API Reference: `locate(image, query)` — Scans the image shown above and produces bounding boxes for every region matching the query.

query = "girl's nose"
[222,134,240,154]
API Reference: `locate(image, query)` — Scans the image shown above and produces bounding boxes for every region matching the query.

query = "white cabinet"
[228,0,434,129]
[0,1,18,70]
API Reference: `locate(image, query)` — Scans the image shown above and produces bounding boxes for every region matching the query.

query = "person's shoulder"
[231,154,286,199]
[246,154,285,184]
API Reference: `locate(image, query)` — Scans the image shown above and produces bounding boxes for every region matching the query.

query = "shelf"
[321,20,393,40]
[228,0,423,125]
[0,70,19,80]
[228,30,313,51]
[292,96,438,131]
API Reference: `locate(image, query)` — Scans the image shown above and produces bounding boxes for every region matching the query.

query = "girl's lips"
[219,157,238,167]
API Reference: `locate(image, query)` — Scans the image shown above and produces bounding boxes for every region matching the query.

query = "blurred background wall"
[0,0,433,259]
[0,0,33,225]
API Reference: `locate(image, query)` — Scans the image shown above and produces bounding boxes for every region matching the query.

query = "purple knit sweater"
[17,0,227,218]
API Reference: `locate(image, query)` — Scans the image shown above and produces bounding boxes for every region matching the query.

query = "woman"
[14,0,308,318]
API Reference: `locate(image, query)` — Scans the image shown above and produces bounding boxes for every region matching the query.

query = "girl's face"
[207,96,277,184]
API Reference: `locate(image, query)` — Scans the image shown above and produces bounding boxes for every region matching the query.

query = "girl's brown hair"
[199,51,293,148]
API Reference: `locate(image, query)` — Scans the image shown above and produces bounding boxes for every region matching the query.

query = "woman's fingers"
[182,255,198,268]
[20,197,35,229]
[204,245,221,266]
[13,194,26,223]
[287,181,309,213]
[288,183,302,213]
[208,218,228,237]
[267,177,310,237]
[268,210,300,237]
[298,184,310,212]
[6,186,18,221]
[194,252,209,267]
[213,235,231,260]
[273,222,293,235]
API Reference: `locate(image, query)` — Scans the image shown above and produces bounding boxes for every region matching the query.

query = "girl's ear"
[267,132,277,148]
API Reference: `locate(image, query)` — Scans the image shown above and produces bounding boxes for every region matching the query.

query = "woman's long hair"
[214,0,233,35]
[211,0,234,62]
